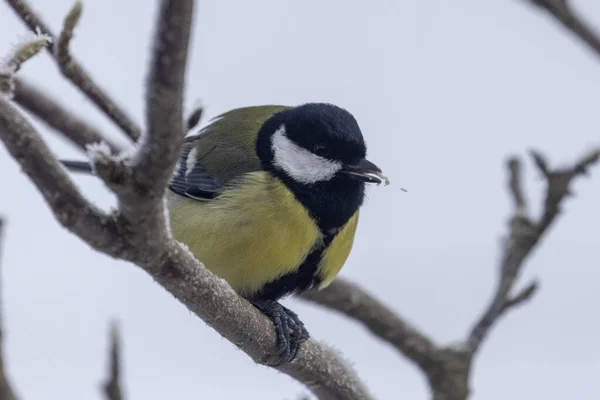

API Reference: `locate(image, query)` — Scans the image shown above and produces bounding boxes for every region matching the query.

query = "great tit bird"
[60,103,388,365]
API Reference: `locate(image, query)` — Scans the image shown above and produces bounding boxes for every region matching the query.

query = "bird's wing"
[168,136,223,200]
[168,105,289,200]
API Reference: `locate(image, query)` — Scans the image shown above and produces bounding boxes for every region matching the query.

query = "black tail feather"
[60,160,94,174]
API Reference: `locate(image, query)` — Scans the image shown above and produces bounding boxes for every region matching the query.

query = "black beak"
[341,158,388,185]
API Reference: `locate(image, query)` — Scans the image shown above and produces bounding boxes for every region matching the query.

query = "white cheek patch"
[271,125,342,184]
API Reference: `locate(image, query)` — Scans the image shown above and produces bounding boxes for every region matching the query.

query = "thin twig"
[0,220,19,400]
[467,148,600,352]
[502,280,539,311]
[13,77,124,153]
[136,0,195,193]
[5,0,141,141]
[186,105,204,132]
[535,148,600,231]
[102,321,123,400]
[507,157,527,213]
[302,278,439,371]
[526,0,600,58]
[55,1,82,68]
[0,29,49,99]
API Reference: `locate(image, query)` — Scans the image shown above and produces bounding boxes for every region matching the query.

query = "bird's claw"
[250,299,309,366]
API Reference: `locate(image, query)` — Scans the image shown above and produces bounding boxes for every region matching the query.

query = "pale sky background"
[0,0,599,399]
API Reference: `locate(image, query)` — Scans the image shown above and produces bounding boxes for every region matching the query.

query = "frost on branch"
[86,141,132,169]
[0,30,50,99]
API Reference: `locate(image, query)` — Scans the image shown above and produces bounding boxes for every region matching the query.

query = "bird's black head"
[256,103,386,233]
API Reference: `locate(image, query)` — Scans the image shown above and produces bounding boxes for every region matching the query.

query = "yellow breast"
[317,211,359,289]
[168,172,322,297]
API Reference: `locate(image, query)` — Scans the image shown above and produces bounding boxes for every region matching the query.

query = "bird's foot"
[250,299,309,366]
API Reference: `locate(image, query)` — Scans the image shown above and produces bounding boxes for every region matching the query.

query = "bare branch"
[1,33,48,75]
[137,0,195,193]
[12,77,123,152]
[302,278,439,371]
[102,321,123,400]
[535,148,600,231]
[302,146,598,393]
[572,149,600,175]
[530,150,549,177]
[3,0,55,39]
[526,0,600,58]
[186,105,204,132]
[301,149,599,399]
[85,0,198,261]
[0,99,132,258]
[5,0,141,141]
[0,219,19,400]
[55,0,82,68]
[0,29,49,99]
[507,157,527,213]
[467,148,600,352]
[502,280,539,311]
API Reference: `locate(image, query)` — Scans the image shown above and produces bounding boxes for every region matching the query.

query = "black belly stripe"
[248,233,336,302]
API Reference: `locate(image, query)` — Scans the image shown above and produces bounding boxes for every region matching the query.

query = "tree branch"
[186,105,204,132]
[467,148,600,353]
[5,0,141,141]
[137,0,194,192]
[0,219,19,400]
[12,77,123,153]
[302,278,439,372]
[526,0,600,58]
[304,147,599,400]
[0,100,130,257]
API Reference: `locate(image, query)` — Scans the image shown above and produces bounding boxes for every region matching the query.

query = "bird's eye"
[313,145,329,157]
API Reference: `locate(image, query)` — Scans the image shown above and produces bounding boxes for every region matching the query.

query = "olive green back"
[193,105,289,184]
